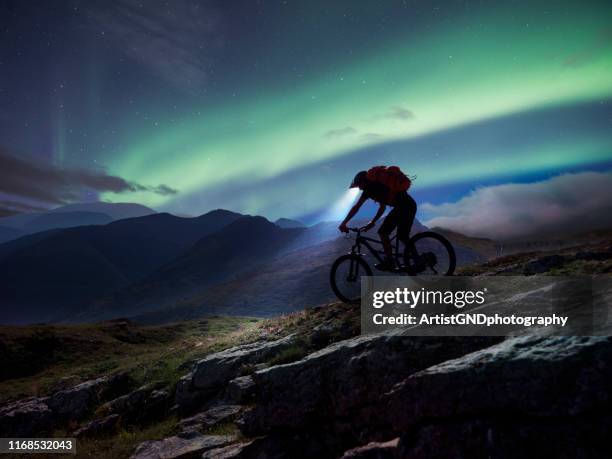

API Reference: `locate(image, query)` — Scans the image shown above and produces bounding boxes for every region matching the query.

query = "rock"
[225,376,256,404]
[179,404,242,432]
[102,383,170,423]
[383,335,612,457]
[47,376,108,421]
[0,397,53,437]
[341,438,400,459]
[175,334,297,411]
[200,440,256,459]
[130,431,237,459]
[73,414,120,438]
[100,371,135,400]
[174,374,203,411]
[309,322,335,348]
[201,434,325,459]
[239,332,499,439]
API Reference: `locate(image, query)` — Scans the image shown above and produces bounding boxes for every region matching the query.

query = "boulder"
[73,414,120,438]
[130,431,237,459]
[46,377,108,421]
[179,404,242,432]
[0,397,53,437]
[225,376,256,404]
[101,383,170,423]
[175,334,296,411]
[309,322,336,348]
[383,335,612,457]
[200,440,256,459]
[239,332,500,438]
[341,438,400,459]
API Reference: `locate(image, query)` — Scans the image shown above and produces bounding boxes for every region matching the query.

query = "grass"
[0,316,261,403]
[73,416,179,459]
[267,343,309,366]
[0,301,362,458]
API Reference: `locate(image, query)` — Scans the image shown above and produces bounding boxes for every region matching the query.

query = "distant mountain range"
[0,202,156,242]
[0,204,488,325]
[274,218,306,229]
[0,209,242,324]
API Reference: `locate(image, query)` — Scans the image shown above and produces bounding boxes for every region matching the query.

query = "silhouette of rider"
[338,170,416,271]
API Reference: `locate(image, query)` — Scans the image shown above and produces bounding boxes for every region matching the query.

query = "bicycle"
[330,227,456,303]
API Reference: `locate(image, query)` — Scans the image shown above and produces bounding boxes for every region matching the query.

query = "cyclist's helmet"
[350,170,367,189]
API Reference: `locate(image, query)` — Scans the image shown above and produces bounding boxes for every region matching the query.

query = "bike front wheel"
[404,231,456,276]
[330,254,373,304]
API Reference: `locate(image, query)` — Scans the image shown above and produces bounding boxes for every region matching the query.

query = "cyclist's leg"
[377,209,399,270]
[397,195,417,244]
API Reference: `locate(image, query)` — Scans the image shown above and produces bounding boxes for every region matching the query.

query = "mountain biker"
[338,168,416,271]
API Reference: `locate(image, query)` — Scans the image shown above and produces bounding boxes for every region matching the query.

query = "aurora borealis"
[1,0,612,232]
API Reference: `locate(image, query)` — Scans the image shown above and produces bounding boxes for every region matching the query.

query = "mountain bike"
[330,227,456,303]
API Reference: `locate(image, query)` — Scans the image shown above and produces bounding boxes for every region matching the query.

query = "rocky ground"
[1,242,611,458]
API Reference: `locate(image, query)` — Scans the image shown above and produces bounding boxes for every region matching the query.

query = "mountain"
[0,213,42,230]
[274,218,306,229]
[81,216,306,321]
[0,226,25,244]
[119,223,483,324]
[22,211,114,233]
[0,202,157,243]
[49,202,155,220]
[0,209,243,324]
[431,227,500,259]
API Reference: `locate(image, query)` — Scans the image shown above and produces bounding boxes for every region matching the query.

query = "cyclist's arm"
[370,203,387,225]
[341,192,368,226]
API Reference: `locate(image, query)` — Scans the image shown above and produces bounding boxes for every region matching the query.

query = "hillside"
[81,216,308,321]
[84,222,484,324]
[0,210,243,324]
[0,242,610,458]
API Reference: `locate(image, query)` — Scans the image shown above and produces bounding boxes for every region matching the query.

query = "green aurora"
[102,1,612,216]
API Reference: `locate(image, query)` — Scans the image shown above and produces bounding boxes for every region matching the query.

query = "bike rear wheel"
[330,254,373,304]
[404,231,456,276]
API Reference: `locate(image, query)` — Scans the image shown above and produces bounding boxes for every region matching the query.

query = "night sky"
[1,0,611,237]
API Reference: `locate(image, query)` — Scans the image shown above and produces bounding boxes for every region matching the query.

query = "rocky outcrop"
[73,414,120,438]
[239,332,499,440]
[0,397,53,437]
[379,335,612,457]
[0,372,134,437]
[175,334,297,411]
[101,383,171,424]
[130,431,237,459]
[46,376,109,421]
[225,376,256,404]
[200,440,257,459]
[179,404,242,433]
[341,438,400,459]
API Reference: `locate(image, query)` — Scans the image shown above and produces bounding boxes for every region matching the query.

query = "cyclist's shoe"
[375,258,397,272]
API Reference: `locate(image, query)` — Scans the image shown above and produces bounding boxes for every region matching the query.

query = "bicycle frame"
[349,229,403,264]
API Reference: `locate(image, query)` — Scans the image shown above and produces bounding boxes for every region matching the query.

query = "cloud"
[422,171,612,240]
[86,0,223,93]
[0,147,178,212]
[0,200,47,218]
[323,126,357,139]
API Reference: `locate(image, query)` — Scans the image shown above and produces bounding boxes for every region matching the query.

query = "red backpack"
[366,165,412,193]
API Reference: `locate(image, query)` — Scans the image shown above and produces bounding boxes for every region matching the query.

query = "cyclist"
[338,169,416,271]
